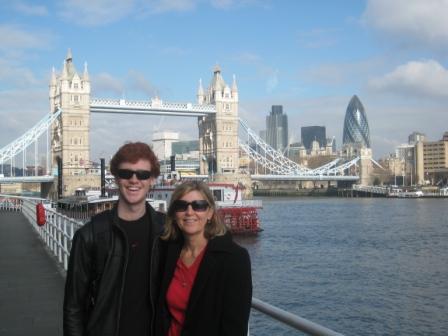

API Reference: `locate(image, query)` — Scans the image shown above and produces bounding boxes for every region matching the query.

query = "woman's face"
[173,190,213,238]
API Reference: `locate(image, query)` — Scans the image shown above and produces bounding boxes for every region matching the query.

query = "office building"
[415,132,448,185]
[152,131,179,161]
[266,105,288,152]
[408,131,426,145]
[172,140,199,155]
[301,126,326,151]
[342,95,371,148]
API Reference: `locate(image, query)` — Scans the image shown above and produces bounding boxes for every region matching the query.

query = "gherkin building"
[342,95,371,148]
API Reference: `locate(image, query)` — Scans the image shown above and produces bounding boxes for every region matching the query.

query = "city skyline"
[1,0,447,161]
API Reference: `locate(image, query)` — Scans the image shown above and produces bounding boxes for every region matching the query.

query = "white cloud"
[211,0,271,10]
[146,0,197,13]
[0,24,52,52]
[363,0,448,50]
[57,0,135,26]
[369,60,448,99]
[13,1,48,16]
[56,0,267,24]
[0,58,40,87]
[233,52,261,64]
[301,58,384,87]
[210,0,234,9]
[161,46,190,57]
[233,52,279,93]
[127,70,160,97]
[147,0,268,13]
[297,28,339,49]
[92,73,125,96]
[265,69,278,93]
[0,89,48,147]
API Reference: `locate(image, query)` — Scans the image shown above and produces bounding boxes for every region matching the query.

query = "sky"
[1,0,448,162]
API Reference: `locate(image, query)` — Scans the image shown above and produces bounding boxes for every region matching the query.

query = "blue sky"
[1,0,448,161]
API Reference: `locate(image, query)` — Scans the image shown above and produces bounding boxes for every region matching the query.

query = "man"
[63,142,165,336]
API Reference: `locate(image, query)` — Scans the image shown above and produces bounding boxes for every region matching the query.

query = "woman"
[154,181,252,336]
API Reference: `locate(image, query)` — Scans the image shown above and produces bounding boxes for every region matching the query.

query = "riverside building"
[415,132,448,185]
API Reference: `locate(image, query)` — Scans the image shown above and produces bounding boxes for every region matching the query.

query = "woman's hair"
[162,180,227,240]
[110,142,160,178]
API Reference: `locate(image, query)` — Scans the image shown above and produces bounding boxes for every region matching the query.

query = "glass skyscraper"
[343,95,371,148]
[266,105,288,151]
[301,126,326,151]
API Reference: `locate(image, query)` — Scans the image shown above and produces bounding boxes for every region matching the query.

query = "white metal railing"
[251,298,344,336]
[0,194,344,336]
[90,98,216,114]
[1,194,82,271]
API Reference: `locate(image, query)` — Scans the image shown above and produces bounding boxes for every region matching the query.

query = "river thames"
[235,197,448,336]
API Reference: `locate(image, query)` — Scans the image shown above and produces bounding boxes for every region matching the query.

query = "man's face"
[116,159,155,208]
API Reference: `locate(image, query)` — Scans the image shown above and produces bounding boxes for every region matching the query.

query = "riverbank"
[253,187,338,197]
[253,187,448,198]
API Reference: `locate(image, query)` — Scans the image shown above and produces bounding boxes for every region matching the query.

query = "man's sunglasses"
[171,200,210,213]
[117,169,152,180]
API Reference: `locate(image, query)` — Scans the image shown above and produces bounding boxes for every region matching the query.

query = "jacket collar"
[110,202,164,236]
[167,230,233,252]
[206,231,234,252]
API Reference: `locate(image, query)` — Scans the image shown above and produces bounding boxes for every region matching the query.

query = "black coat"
[63,203,165,336]
[155,233,252,336]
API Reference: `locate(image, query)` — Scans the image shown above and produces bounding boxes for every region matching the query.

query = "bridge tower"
[197,66,239,178]
[49,49,92,196]
[359,147,373,186]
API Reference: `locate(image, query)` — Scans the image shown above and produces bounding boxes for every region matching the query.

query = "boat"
[388,190,424,198]
[149,181,263,234]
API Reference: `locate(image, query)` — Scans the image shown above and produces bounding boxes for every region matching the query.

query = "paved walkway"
[0,210,65,336]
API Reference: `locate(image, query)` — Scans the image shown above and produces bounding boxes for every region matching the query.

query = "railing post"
[63,220,68,271]
[57,219,62,264]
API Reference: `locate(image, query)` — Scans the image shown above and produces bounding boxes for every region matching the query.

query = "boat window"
[213,189,222,201]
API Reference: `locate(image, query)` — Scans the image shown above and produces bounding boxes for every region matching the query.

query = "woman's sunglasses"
[117,169,152,180]
[171,200,210,213]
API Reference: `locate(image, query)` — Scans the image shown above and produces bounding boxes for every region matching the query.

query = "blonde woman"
[154,181,252,336]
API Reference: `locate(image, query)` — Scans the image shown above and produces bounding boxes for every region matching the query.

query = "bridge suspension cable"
[238,118,360,177]
[0,109,61,173]
[238,118,310,175]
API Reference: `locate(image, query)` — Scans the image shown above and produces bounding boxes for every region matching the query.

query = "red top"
[166,247,207,336]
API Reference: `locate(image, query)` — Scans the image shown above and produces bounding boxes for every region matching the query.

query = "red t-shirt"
[166,247,207,336]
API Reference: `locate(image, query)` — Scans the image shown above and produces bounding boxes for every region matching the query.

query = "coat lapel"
[185,249,217,316]
[161,241,182,295]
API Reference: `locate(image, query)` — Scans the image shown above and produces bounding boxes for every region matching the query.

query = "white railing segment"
[0,195,82,271]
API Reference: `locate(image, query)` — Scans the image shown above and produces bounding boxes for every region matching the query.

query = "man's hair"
[110,142,160,178]
[162,180,227,241]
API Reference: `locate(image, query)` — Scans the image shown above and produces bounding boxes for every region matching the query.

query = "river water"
[234,197,448,336]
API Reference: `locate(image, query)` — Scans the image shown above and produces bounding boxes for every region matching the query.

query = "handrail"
[1,195,82,271]
[0,195,344,336]
[251,297,344,336]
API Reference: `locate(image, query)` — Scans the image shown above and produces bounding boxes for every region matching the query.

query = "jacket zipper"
[114,223,129,336]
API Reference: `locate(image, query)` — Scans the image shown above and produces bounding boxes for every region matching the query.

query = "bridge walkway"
[0,211,64,336]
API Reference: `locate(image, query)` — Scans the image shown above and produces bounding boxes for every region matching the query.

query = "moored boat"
[150,182,262,234]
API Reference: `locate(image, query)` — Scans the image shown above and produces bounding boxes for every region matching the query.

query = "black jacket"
[63,203,165,336]
[155,233,252,336]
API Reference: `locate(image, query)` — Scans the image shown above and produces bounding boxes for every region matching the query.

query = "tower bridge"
[0,50,365,197]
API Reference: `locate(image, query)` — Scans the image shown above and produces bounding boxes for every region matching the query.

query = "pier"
[0,210,64,335]
[0,195,343,336]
